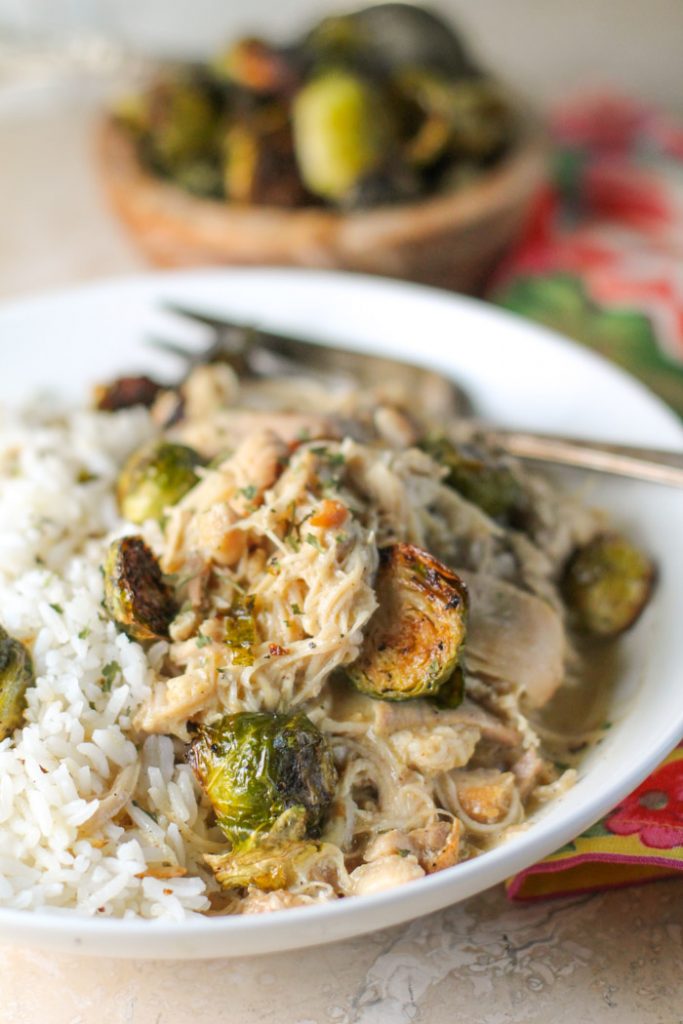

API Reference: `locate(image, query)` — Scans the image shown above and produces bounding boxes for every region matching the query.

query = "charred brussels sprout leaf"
[205,836,322,892]
[212,37,299,95]
[223,104,306,207]
[224,596,257,666]
[103,536,177,642]
[563,533,655,638]
[117,441,201,524]
[141,77,219,171]
[292,70,393,201]
[0,624,34,739]
[348,543,467,701]
[187,711,337,845]
[94,375,163,413]
[432,663,465,710]
[423,435,528,526]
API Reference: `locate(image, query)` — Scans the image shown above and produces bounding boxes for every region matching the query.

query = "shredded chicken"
[118,364,613,914]
[460,572,566,708]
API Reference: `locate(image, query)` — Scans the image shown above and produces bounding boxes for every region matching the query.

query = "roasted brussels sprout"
[423,435,528,526]
[223,105,307,206]
[347,543,468,701]
[212,37,299,95]
[302,3,477,80]
[396,72,513,168]
[562,533,655,638]
[117,440,201,524]
[292,70,393,201]
[103,536,177,642]
[94,375,163,413]
[142,76,219,169]
[187,711,338,845]
[0,624,33,739]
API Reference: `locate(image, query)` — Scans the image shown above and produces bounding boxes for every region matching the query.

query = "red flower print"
[606,759,683,850]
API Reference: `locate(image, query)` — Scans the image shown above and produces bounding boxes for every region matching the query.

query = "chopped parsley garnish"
[101,660,122,692]
[239,484,258,501]
[306,533,322,551]
[78,626,91,640]
[195,633,211,648]
[49,602,63,615]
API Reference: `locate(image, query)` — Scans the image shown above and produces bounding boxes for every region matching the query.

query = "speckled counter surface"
[2,881,682,1023]
[1,78,682,1024]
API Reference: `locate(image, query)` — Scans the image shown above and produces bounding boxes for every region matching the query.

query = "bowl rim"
[0,266,681,959]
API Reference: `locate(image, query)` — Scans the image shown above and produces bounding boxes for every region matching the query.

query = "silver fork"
[151,303,683,488]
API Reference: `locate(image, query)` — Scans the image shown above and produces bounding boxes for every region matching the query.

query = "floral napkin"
[488,94,683,898]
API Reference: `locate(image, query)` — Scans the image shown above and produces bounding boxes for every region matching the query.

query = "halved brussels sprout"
[187,711,337,846]
[302,4,476,80]
[562,533,655,637]
[141,77,219,171]
[422,435,528,526]
[347,543,467,701]
[0,624,33,739]
[292,70,393,201]
[117,440,201,524]
[103,536,177,642]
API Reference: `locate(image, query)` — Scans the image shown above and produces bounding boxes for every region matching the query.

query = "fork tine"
[146,336,201,361]
[161,302,248,334]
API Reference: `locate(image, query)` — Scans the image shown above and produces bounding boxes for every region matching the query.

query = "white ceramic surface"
[0,268,682,960]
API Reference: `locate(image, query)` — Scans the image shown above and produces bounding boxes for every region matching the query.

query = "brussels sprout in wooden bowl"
[99,3,546,292]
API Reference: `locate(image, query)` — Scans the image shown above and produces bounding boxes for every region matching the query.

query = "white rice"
[0,403,210,918]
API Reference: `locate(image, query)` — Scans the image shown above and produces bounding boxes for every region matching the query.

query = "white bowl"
[1,268,682,959]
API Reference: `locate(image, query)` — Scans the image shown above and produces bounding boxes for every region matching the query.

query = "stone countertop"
[3,881,682,1024]
[1,76,681,1024]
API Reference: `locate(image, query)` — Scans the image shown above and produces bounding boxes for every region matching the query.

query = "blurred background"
[2,0,682,111]
[1,0,682,412]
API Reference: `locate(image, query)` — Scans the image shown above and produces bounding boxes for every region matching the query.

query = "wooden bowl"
[98,115,547,293]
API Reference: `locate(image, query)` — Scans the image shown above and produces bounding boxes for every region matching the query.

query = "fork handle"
[486,430,683,487]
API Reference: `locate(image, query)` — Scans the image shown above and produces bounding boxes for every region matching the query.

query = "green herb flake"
[195,633,211,648]
[397,848,411,858]
[49,602,64,615]
[306,533,322,551]
[101,660,122,692]
[239,484,258,501]
[78,626,91,640]
[285,531,300,552]
[291,603,302,616]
